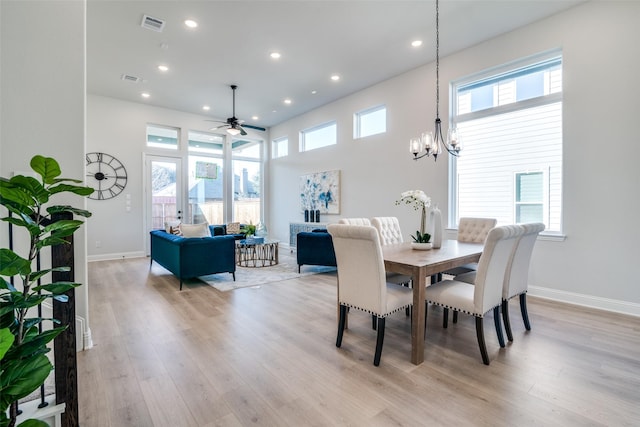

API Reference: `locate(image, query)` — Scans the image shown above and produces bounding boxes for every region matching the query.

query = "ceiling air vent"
[121,74,141,83]
[141,15,165,32]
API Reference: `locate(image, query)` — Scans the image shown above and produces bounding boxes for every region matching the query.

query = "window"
[147,124,179,149]
[188,130,224,155]
[450,51,562,233]
[354,105,386,138]
[232,138,262,225]
[272,136,288,159]
[515,171,544,223]
[300,121,337,152]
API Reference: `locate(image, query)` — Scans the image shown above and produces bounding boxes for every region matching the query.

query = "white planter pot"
[411,242,432,250]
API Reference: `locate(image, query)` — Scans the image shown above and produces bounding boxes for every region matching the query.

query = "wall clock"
[85,152,128,200]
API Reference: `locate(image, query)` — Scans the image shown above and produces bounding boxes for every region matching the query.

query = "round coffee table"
[235,238,279,267]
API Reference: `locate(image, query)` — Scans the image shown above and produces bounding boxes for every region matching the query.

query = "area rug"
[198,251,336,292]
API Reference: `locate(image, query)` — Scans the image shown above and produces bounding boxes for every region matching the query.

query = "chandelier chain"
[436,0,440,119]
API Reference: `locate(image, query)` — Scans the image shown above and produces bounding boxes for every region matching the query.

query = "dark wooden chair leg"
[373,317,386,366]
[443,308,449,328]
[520,293,532,330]
[493,306,505,348]
[372,314,377,330]
[453,311,458,324]
[232,272,236,281]
[180,279,183,291]
[475,317,490,365]
[424,303,429,339]
[502,299,514,342]
[336,305,347,347]
[298,265,301,273]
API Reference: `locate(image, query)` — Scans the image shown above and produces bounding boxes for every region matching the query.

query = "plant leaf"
[47,205,93,218]
[0,354,52,407]
[49,183,94,197]
[33,282,80,294]
[0,328,14,360]
[28,267,70,282]
[30,155,61,185]
[0,249,31,277]
[18,419,51,427]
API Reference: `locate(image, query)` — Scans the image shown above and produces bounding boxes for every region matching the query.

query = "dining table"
[382,239,484,365]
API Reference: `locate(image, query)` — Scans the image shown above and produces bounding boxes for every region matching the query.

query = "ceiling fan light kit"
[206,85,266,137]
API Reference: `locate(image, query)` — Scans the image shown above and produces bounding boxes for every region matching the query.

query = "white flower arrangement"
[396,189,432,242]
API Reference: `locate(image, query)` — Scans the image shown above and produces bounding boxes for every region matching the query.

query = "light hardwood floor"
[79,256,640,426]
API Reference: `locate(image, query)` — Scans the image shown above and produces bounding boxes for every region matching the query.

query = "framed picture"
[300,170,340,214]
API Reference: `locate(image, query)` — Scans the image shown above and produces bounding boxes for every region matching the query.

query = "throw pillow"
[180,222,212,238]
[165,220,182,235]
[226,222,241,234]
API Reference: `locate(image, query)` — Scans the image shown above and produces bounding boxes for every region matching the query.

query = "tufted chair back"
[371,217,404,245]
[338,218,371,226]
[503,222,545,300]
[472,225,524,315]
[457,217,497,243]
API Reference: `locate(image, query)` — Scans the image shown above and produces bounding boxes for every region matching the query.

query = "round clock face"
[85,152,128,200]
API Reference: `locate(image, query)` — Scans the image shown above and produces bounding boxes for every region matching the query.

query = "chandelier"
[411,0,461,161]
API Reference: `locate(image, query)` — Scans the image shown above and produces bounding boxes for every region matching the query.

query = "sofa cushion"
[165,220,182,235]
[180,222,212,238]
[226,222,241,234]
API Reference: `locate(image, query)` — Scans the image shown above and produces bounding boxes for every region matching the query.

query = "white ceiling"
[87,0,584,129]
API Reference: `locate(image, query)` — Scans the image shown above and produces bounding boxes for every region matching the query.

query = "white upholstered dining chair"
[456,222,545,342]
[425,224,524,365]
[328,224,413,366]
[444,217,497,276]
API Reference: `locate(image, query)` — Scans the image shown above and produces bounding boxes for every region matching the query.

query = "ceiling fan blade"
[209,124,229,131]
[239,127,248,136]
[242,124,266,132]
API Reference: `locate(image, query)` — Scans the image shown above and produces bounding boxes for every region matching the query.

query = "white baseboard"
[87,251,146,262]
[528,285,640,317]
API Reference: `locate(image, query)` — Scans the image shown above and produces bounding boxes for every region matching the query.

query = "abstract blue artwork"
[300,170,340,214]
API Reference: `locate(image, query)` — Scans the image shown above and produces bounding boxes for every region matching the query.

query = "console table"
[289,222,328,248]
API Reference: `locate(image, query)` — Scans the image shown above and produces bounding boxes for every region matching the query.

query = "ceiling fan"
[207,85,265,136]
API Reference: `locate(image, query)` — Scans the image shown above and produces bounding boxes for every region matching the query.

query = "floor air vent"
[141,15,165,32]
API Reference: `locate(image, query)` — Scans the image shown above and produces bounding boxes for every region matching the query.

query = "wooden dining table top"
[381,239,484,365]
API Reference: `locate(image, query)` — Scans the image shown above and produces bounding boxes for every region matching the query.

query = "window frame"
[146,123,180,150]
[299,121,337,152]
[271,136,289,159]
[448,49,564,238]
[513,170,547,224]
[353,104,387,139]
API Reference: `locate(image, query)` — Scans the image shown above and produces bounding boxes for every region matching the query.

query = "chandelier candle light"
[410,0,462,161]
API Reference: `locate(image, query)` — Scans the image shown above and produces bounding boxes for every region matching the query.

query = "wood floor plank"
[79,256,640,426]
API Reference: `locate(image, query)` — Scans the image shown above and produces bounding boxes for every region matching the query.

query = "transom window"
[300,121,337,152]
[272,136,288,159]
[450,50,563,234]
[354,105,386,138]
[146,124,179,150]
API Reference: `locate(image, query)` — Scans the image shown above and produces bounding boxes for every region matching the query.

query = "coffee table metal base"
[236,240,279,268]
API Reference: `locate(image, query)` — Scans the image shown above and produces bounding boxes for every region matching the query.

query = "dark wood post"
[51,211,79,427]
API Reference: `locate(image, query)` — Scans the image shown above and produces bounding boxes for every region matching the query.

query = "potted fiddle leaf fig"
[0,155,93,427]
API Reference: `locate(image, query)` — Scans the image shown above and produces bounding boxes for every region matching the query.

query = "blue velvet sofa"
[296,229,337,273]
[150,226,236,290]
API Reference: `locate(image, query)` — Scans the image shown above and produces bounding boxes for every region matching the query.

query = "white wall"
[86,94,268,260]
[269,1,640,314]
[0,0,92,347]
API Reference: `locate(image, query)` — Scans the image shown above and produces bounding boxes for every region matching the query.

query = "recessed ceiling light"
[330,74,340,81]
[157,65,169,72]
[202,105,210,111]
[141,92,150,98]
[184,19,198,28]
[311,90,317,95]
[284,99,292,105]
[411,40,423,47]
[270,52,281,59]
[252,115,259,120]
